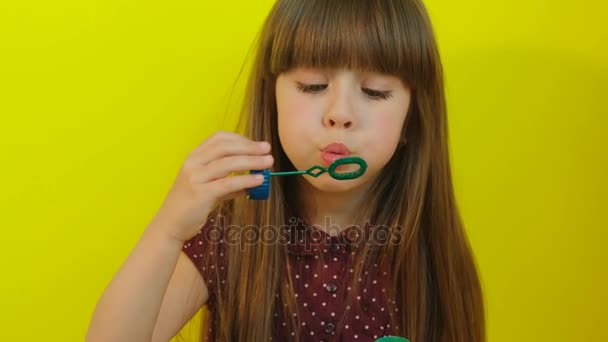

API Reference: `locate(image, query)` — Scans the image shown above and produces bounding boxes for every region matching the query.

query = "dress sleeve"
[181,213,227,301]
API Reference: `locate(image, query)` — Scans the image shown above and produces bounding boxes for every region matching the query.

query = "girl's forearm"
[86,219,184,342]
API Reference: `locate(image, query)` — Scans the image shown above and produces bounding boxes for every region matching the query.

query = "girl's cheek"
[373,119,402,147]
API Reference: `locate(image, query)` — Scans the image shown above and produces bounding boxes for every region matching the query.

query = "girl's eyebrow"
[291,66,330,77]
[290,67,401,86]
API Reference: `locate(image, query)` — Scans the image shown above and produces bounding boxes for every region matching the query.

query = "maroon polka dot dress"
[182,214,400,341]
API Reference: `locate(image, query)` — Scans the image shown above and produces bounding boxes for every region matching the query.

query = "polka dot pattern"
[182,216,399,341]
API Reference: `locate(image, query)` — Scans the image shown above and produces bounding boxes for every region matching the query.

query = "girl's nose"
[323,93,356,129]
[324,115,353,129]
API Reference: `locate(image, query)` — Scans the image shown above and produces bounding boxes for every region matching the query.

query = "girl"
[87,0,485,341]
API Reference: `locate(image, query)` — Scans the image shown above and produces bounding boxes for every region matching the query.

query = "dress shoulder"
[181,211,227,301]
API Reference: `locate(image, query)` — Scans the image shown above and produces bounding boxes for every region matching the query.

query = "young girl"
[87,0,485,341]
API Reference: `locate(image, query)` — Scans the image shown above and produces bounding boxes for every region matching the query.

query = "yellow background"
[0,0,605,341]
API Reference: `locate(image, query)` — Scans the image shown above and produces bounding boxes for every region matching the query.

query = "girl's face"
[276,67,412,193]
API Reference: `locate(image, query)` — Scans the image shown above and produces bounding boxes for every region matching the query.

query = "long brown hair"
[206,0,486,341]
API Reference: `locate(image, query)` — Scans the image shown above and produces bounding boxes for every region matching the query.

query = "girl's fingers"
[196,154,274,183]
[191,132,270,166]
[206,173,266,201]
[220,189,248,202]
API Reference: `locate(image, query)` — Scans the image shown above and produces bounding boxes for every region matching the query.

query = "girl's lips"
[321,151,350,166]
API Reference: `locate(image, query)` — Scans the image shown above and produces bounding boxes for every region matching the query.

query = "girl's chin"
[305,175,364,193]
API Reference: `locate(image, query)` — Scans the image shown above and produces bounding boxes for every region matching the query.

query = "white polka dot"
[310,331,314,335]
[295,274,299,279]
[303,302,308,307]
[345,325,349,329]
[322,302,326,306]
[356,315,360,319]
[302,322,306,326]
[333,257,338,261]
[365,325,369,330]
[314,273,318,278]
[282,322,286,326]
[357,296,361,300]
[333,275,337,279]
[304,283,309,288]
[354,334,359,339]
[381,307,385,311]
[372,298,376,302]
[324,264,328,269]
[312,312,316,316]
[313,293,317,297]
[305,264,309,269]
[349,269,354,273]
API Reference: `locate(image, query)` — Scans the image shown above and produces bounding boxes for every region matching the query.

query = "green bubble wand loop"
[247,156,368,200]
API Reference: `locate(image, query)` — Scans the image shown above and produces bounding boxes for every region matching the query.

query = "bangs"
[268,0,424,85]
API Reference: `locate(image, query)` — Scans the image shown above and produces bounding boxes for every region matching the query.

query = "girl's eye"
[296,83,392,100]
[296,83,327,93]
[363,88,393,100]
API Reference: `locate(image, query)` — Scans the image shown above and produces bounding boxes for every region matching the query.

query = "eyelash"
[296,83,393,100]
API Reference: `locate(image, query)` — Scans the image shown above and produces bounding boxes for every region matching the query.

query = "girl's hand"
[150,130,273,243]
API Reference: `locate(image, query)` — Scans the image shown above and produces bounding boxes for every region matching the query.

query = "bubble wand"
[247,156,368,200]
